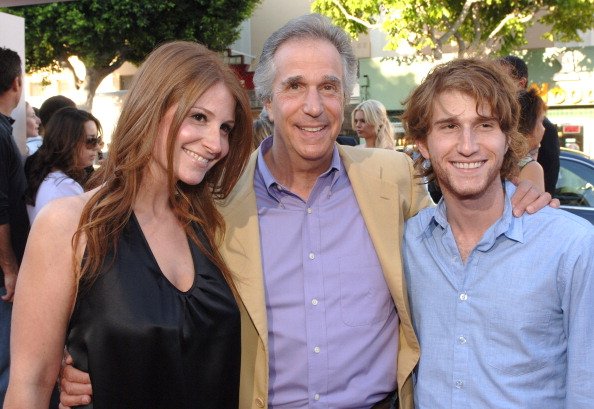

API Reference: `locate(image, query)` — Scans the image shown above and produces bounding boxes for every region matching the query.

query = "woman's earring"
[422,158,432,170]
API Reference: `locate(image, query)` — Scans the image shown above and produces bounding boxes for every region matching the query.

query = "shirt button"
[255,397,265,407]
[307,207,313,214]
[314,393,320,401]
[309,252,315,260]
[455,380,464,389]
[458,336,467,344]
[311,299,318,306]
[459,292,468,301]
[313,346,320,353]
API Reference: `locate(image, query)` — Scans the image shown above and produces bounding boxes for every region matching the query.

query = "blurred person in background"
[0,46,29,408]
[24,107,101,223]
[36,95,98,180]
[517,88,546,192]
[499,55,560,195]
[352,99,395,149]
[38,95,76,134]
[25,102,42,156]
[253,108,273,150]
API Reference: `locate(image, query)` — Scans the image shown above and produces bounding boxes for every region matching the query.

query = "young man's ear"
[417,139,430,160]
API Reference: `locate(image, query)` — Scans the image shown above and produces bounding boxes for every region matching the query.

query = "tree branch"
[437,0,481,48]
[469,3,483,53]
[488,11,534,40]
[330,0,379,30]
[63,58,84,90]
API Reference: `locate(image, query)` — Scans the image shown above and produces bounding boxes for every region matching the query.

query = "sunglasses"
[85,136,102,149]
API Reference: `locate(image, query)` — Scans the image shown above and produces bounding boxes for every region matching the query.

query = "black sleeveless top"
[67,214,240,409]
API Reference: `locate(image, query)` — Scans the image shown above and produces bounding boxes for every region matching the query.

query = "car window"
[556,158,594,207]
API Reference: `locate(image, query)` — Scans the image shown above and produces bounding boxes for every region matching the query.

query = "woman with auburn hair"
[24,107,101,223]
[351,99,395,149]
[5,41,253,408]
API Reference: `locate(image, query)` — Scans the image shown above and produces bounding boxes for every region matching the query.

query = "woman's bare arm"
[4,196,85,409]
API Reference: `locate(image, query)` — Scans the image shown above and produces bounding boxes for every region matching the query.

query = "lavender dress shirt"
[254,138,399,408]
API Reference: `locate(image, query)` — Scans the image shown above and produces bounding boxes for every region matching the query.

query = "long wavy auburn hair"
[73,41,253,288]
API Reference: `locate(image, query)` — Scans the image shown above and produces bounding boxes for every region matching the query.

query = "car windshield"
[556,158,594,207]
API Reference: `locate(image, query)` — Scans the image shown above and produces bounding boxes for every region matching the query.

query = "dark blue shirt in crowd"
[0,113,30,287]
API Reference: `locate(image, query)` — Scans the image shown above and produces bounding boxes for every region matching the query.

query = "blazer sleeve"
[395,151,434,220]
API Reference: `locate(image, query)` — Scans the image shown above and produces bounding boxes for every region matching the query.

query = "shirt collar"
[256,136,342,195]
[423,180,524,245]
[0,112,15,125]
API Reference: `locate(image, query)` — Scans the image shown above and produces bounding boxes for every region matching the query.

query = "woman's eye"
[221,124,233,135]
[192,113,207,122]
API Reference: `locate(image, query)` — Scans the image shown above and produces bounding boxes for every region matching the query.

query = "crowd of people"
[1,12,592,409]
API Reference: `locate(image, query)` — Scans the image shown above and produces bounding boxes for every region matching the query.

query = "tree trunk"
[80,67,113,111]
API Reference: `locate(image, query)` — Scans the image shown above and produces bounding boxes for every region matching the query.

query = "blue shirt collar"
[425,180,524,246]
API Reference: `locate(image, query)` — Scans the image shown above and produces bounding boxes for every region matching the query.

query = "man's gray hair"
[253,13,357,103]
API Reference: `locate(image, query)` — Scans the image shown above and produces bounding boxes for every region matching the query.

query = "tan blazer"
[217,145,433,409]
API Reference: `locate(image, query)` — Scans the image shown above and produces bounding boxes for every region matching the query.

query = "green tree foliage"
[2,0,260,109]
[312,0,594,61]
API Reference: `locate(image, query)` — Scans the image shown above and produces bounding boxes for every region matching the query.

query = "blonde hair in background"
[351,99,395,149]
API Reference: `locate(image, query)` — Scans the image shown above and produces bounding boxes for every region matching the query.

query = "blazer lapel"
[339,146,401,283]
[218,151,268,348]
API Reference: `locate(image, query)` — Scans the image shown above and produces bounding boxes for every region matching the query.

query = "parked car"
[555,148,594,224]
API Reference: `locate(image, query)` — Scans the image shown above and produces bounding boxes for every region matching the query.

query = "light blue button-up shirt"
[255,137,398,408]
[403,181,594,409]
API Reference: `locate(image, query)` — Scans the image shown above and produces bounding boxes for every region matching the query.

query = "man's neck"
[442,182,506,262]
[264,144,333,201]
[0,95,17,117]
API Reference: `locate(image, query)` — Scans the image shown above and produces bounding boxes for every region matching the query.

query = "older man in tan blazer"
[219,143,430,409]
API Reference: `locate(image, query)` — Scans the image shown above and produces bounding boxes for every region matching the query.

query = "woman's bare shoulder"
[31,188,99,236]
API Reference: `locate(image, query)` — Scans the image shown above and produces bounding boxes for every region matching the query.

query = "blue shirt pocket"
[486,309,551,375]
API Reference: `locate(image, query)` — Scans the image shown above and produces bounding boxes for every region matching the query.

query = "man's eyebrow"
[432,116,457,126]
[477,115,499,121]
[280,75,342,87]
[432,114,498,126]
[281,75,304,87]
[322,75,341,84]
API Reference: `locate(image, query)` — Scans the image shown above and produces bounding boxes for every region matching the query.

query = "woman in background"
[25,102,42,156]
[351,99,395,149]
[517,89,546,192]
[5,41,253,408]
[24,107,101,223]
[253,108,273,150]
